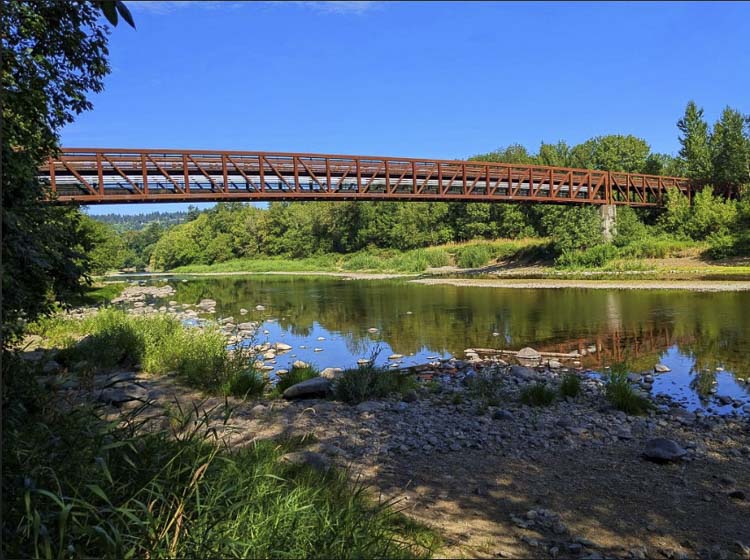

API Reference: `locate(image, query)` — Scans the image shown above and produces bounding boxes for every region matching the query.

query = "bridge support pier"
[599,204,617,242]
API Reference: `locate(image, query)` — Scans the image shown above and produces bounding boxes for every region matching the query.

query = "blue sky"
[66,1,750,215]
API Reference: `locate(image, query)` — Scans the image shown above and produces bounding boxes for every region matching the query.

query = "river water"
[133,274,750,415]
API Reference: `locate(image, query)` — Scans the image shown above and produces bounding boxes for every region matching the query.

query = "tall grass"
[334,365,417,404]
[1,355,439,559]
[605,364,653,415]
[34,309,264,398]
[559,373,582,398]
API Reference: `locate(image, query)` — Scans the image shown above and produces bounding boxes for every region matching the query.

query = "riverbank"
[18,286,750,558]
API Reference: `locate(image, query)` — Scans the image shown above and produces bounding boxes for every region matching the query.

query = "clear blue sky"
[65,1,750,215]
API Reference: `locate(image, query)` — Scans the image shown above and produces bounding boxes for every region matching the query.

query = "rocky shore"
[27,283,750,559]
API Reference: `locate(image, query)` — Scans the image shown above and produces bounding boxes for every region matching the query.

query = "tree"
[710,106,750,189]
[1,1,130,342]
[677,101,713,183]
[570,135,651,173]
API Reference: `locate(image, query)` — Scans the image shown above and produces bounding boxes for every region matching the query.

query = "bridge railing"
[40,148,693,206]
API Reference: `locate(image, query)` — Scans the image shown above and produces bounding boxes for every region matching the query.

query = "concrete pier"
[599,204,617,241]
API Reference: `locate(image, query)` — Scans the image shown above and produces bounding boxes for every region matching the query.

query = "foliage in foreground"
[605,365,654,415]
[334,365,418,404]
[30,309,264,398]
[1,357,438,559]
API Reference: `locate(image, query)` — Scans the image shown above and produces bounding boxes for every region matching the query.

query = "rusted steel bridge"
[41,148,693,206]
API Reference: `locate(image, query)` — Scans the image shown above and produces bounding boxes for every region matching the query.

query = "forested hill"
[92,209,193,232]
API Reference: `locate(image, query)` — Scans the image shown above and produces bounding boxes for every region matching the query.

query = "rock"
[280,451,330,472]
[238,322,256,330]
[282,377,330,399]
[263,350,276,360]
[388,354,404,360]
[367,327,379,334]
[728,490,746,501]
[356,401,383,413]
[314,348,323,352]
[517,347,541,360]
[42,360,61,374]
[320,367,344,380]
[357,359,372,366]
[548,359,563,369]
[643,438,687,463]
[251,404,268,415]
[509,365,539,381]
[717,395,733,405]
[255,305,266,311]
[292,360,310,370]
[493,409,515,421]
[654,364,671,373]
[239,308,248,315]
[96,384,147,405]
[274,342,292,352]
[402,389,418,403]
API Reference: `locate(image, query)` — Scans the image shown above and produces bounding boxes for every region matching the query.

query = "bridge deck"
[41,148,693,206]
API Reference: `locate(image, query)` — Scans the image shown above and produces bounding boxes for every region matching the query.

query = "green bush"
[334,365,417,404]
[559,373,582,398]
[605,366,653,415]
[275,365,320,394]
[556,244,618,269]
[1,359,439,559]
[467,366,507,407]
[519,383,556,406]
[455,243,494,268]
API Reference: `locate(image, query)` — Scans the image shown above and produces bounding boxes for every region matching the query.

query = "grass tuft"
[519,383,556,406]
[605,365,653,415]
[275,365,320,394]
[334,365,417,404]
[559,373,582,398]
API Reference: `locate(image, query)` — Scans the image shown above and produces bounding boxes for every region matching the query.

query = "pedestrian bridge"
[41,147,694,207]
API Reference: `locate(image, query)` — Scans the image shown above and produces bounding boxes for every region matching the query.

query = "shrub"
[275,365,320,394]
[519,383,556,406]
[559,373,581,398]
[455,243,494,268]
[556,244,618,269]
[334,365,417,404]
[605,366,653,415]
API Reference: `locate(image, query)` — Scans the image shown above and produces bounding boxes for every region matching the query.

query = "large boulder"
[283,377,331,399]
[96,384,148,406]
[643,438,687,463]
[517,347,541,360]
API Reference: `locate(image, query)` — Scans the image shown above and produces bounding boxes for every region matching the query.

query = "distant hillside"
[93,210,190,232]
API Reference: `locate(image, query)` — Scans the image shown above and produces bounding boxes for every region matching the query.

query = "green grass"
[605,365,653,415]
[333,365,417,404]
[1,356,440,559]
[466,365,507,407]
[519,383,557,407]
[172,255,342,273]
[450,239,549,269]
[559,373,582,398]
[275,365,320,394]
[30,309,262,398]
[68,282,129,306]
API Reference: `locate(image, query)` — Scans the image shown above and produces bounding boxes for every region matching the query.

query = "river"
[126,274,750,415]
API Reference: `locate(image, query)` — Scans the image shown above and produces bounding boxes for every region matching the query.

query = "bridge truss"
[41,148,694,206]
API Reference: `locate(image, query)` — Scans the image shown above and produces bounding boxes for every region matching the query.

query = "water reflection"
[133,275,749,414]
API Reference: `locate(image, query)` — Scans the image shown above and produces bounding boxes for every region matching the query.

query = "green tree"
[1,1,130,342]
[79,216,127,274]
[710,106,750,189]
[570,135,651,173]
[677,101,713,183]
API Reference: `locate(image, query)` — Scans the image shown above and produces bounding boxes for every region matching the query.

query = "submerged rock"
[643,438,687,463]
